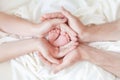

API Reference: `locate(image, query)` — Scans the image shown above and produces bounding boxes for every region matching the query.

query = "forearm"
[80,44,120,77]
[81,19,120,42]
[0,12,38,37]
[0,38,38,62]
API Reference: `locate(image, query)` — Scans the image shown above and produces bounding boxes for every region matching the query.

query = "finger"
[42,12,65,20]
[52,58,73,73]
[41,50,60,64]
[58,41,79,58]
[59,24,78,41]
[52,63,67,73]
[61,7,75,20]
[37,53,51,66]
[41,47,60,64]
[40,18,67,36]
[53,47,80,73]
[58,46,76,58]
[60,24,77,37]
[48,18,67,26]
[52,49,78,73]
[60,41,78,49]
[39,38,60,64]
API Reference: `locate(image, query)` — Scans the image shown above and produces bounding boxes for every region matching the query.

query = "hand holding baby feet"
[41,7,87,42]
[48,27,70,47]
[47,23,79,58]
[38,12,79,67]
[37,38,59,64]
[52,47,81,73]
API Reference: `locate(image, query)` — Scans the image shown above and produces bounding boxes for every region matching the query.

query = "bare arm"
[0,38,38,62]
[83,19,120,42]
[79,44,120,77]
[52,44,120,77]
[0,38,60,64]
[41,8,120,42]
[61,8,120,42]
[0,12,37,37]
[41,8,120,76]
[0,12,66,37]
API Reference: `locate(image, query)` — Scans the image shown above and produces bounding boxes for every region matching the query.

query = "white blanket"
[0,0,120,80]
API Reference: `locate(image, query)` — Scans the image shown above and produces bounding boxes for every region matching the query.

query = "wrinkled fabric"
[0,0,120,80]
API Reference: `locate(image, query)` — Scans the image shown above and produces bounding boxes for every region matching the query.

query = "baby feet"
[47,23,79,58]
[48,28,60,45]
[54,31,70,46]
[48,28,70,47]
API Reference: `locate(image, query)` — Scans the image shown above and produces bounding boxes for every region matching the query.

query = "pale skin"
[0,12,78,64]
[37,24,78,65]
[47,24,78,58]
[0,12,66,37]
[41,8,120,77]
[48,27,70,47]
[0,8,120,78]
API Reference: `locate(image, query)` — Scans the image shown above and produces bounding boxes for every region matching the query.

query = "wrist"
[31,23,42,38]
[35,38,46,50]
[78,27,91,42]
[32,23,47,38]
[31,38,42,51]
[78,44,89,60]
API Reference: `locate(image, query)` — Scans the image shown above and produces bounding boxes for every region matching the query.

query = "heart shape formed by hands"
[38,7,84,73]
[47,23,78,58]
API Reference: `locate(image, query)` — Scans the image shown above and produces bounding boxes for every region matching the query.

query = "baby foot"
[48,28,60,45]
[53,31,70,46]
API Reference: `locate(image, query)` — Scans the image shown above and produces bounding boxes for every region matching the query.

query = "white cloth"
[0,0,120,80]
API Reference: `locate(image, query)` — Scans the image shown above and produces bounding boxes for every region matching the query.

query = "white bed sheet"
[0,0,120,80]
[0,61,12,80]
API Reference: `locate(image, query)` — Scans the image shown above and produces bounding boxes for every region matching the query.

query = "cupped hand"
[36,20,79,66]
[47,23,79,58]
[41,8,87,42]
[52,47,81,73]
[37,37,78,66]
[39,8,86,73]
[52,44,89,73]
[37,8,89,73]
[34,18,67,37]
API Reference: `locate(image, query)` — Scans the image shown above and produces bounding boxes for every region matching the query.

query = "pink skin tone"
[45,24,78,59]
[48,27,70,47]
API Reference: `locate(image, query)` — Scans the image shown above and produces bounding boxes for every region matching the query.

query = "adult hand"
[36,21,78,65]
[36,38,59,64]
[61,8,85,37]
[37,37,78,66]
[52,44,89,73]
[41,8,87,41]
[36,23,79,65]
[34,18,67,37]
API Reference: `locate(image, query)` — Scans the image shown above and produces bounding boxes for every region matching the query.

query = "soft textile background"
[0,0,120,80]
